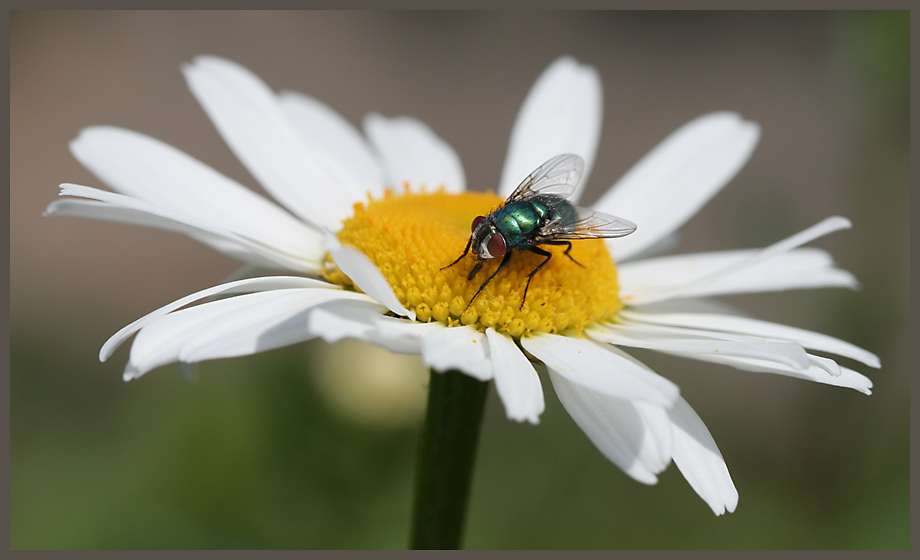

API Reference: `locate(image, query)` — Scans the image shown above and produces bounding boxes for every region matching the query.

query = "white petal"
[499,57,602,203]
[521,333,679,406]
[620,309,880,369]
[596,112,761,262]
[101,276,334,361]
[486,329,545,424]
[49,184,319,272]
[667,350,873,395]
[548,369,672,484]
[47,196,219,237]
[182,55,355,230]
[420,325,493,381]
[621,250,856,305]
[364,113,465,193]
[278,91,386,201]
[324,232,415,320]
[126,287,370,379]
[363,315,445,355]
[303,298,390,345]
[620,222,857,306]
[46,198,278,269]
[695,216,853,287]
[836,367,874,394]
[623,297,747,317]
[69,126,323,261]
[667,397,738,515]
[588,323,811,371]
[178,290,376,365]
[806,354,843,377]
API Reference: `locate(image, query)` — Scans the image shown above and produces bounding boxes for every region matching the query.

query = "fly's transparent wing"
[539,206,637,240]
[506,154,584,203]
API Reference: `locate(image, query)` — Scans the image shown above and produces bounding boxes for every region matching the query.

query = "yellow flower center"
[324,188,624,337]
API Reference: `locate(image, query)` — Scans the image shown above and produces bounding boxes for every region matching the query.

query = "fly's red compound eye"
[471,215,486,232]
[487,233,507,257]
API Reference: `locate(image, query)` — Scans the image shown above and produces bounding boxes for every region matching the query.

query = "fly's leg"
[467,260,484,280]
[464,251,512,311]
[541,239,584,268]
[520,245,555,310]
[441,236,473,271]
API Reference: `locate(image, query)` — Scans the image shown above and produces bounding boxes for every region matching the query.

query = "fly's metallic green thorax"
[441,154,637,311]
[495,196,575,247]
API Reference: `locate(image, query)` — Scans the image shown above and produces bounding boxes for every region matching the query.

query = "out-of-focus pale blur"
[312,340,429,428]
[11,11,908,549]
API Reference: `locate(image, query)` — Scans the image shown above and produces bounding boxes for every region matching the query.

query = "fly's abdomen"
[552,198,579,225]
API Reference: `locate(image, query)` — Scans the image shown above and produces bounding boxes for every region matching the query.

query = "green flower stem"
[410,368,489,550]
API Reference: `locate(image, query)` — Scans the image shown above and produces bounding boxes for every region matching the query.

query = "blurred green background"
[10,11,908,549]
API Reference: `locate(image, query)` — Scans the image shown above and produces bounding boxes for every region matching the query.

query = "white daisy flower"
[47,55,878,516]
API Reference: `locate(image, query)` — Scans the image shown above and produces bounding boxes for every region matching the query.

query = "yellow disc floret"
[323,188,624,337]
